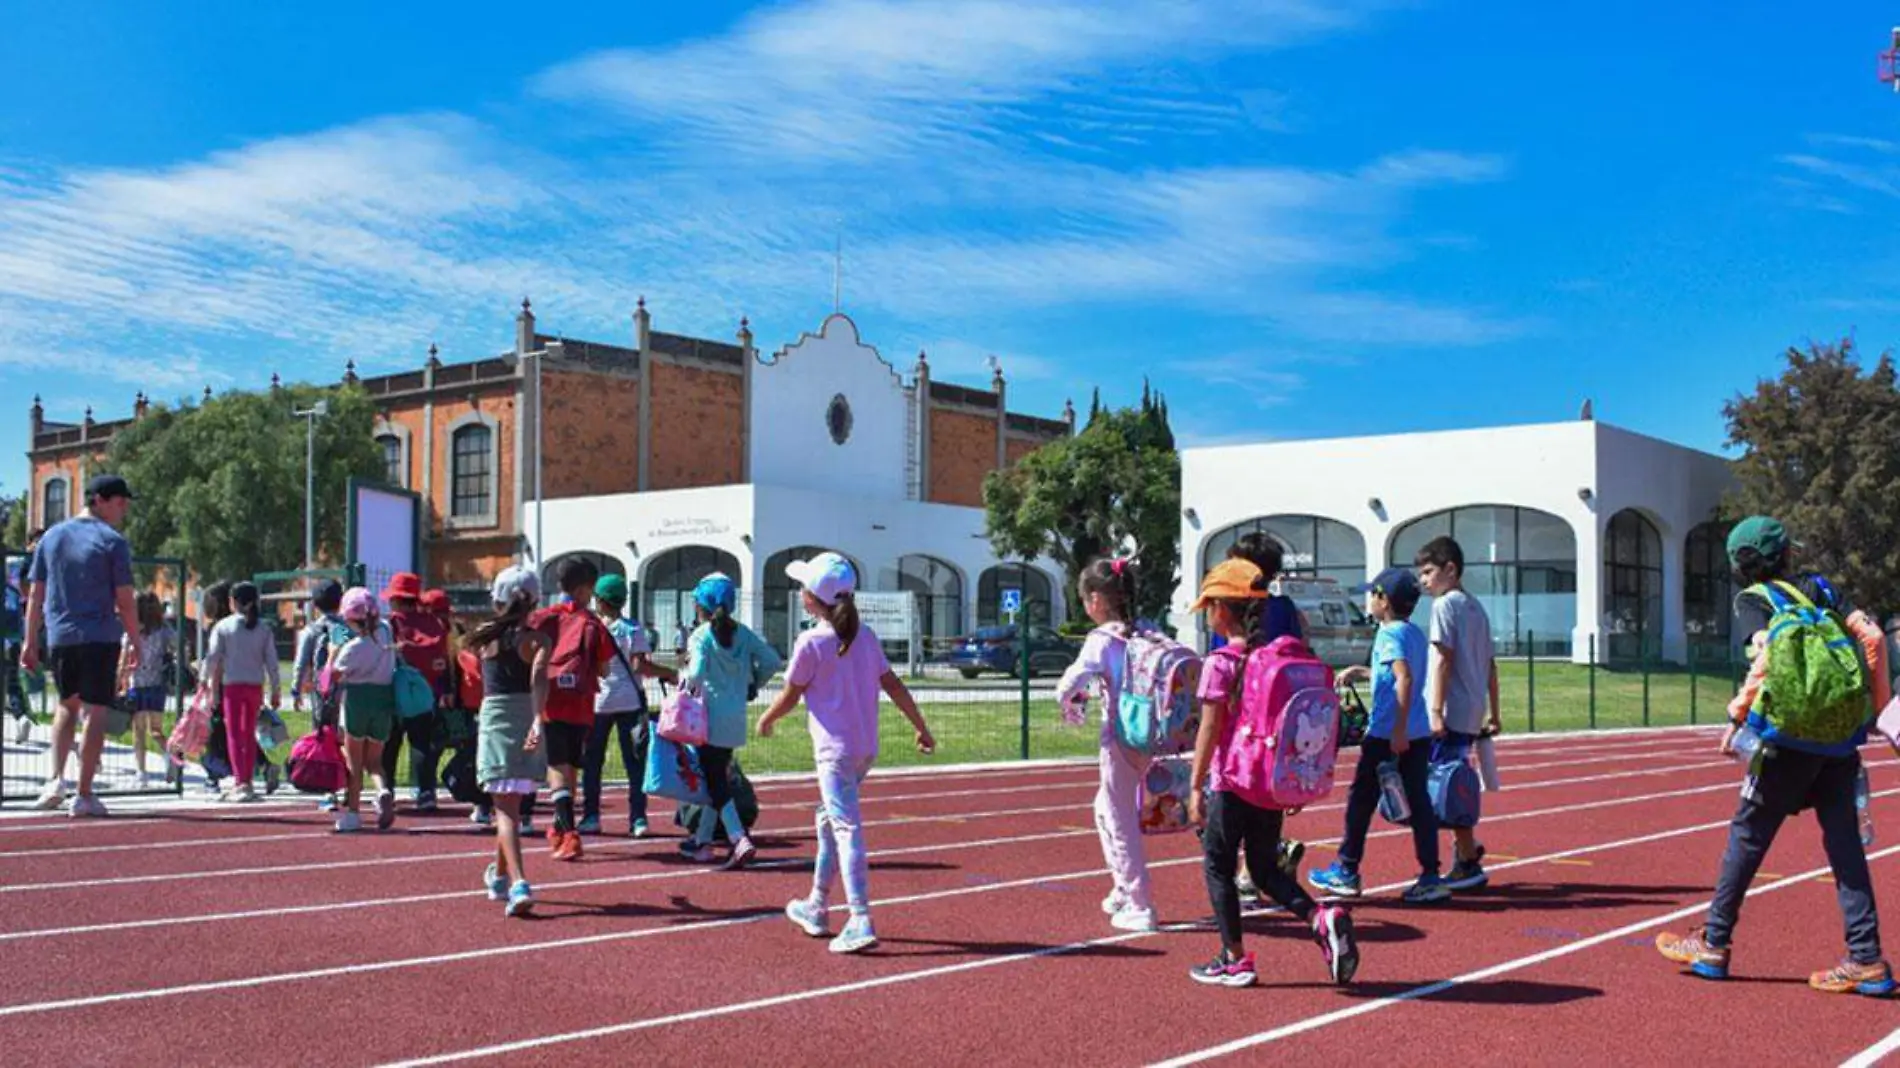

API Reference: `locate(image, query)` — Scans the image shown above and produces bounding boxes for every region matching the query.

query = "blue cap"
[1352,567,1421,612]
[692,572,738,614]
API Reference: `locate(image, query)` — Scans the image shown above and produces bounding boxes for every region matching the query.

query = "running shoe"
[1277,838,1305,876]
[374,789,396,830]
[1307,862,1363,898]
[1402,872,1451,905]
[1189,950,1257,988]
[1445,845,1488,891]
[264,765,281,795]
[506,880,535,918]
[576,815,602,836]
[1656,927,1730,980]
[483,863,508,902]
[629,818,649,838]
[686,843,717,864]
[829,913,879,955]
[1810,959,1896,997]
[469,807,492,827]
[1110,905,1159,933]
[1102,887,1129,916]
[33,779,68,811]
[334,810,363,833]
[67,794,109,819]
[11,713,30,745]
[723,836,757,871]
[520,816,534,835]
[1235,872,1261,904]
[1312,904,1359,985]
[553,831,584,862]
[785,896,830,938]
[414,791,438,814]
[233,784,261,803]
[318,794,338,813]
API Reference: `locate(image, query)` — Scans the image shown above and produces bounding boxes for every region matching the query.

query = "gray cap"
[491,565,540,608]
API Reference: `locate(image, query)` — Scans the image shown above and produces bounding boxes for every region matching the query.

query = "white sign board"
[790,590,920,674]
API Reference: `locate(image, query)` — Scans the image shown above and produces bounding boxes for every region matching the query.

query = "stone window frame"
[373,421,412,490]
[445,411,500,530]
[39,473,72,527]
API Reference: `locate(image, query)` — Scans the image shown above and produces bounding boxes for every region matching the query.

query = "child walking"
[328,588,399,833]
[677,572,780,867]
[759,553,935,955]
[1309,568,1447,903]
[1188,558,1357,988]
[1416,536,1499,891]
[119,592,175,784]
[470,566,548,917]
[202,582,280,804]
[1055,557,1159,932]
[1658,516,1895,994]
[528,558,614,862]
[582,573,676,838]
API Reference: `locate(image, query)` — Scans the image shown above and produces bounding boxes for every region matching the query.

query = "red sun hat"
[419,589,451,614]
[382,572,424,603]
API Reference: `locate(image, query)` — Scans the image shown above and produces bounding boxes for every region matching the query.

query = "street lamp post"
[292,400,329,569]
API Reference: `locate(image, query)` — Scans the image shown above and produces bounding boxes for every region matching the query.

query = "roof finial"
[427,342,441,366]
[203,385,213,402]
[637,295,646,311]
[521,296,532,313]
[270,372,282,391]
[1063,398,1076,425]
[343,359,358,385]
[916,348,929,372]
[84,406,93,423]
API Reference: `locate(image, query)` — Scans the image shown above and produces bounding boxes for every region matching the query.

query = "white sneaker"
[1102,888,1129,916]
[785,897,830,938]
[375,790,396,830]
[1110,905,1158,933]
[829,913,879,955]
[234,784,261,803]
[33,780,69,811]
[334,810,363,833]
[66,794,108,819]
[11,715,30,745]
[470,808,493,827]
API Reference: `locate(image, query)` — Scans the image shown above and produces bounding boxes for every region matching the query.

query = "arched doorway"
[1684,520,1733,660]
[540,551,626,605]
[1390,505,1578,656]
[762,545,860,655]
[1605,509,1663,662]
[977,565,1055,628]
[1201,514,1366,588]
[879,555,964,650]
[640,546,741,651]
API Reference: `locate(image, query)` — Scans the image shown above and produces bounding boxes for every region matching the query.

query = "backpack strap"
[1751,581,1807,614]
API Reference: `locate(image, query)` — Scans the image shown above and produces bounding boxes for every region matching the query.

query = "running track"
[1,727,1896,1067]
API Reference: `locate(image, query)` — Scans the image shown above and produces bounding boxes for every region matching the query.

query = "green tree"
[109,384,385,583]
[983,396,1181,623]
[1,483,25,550]
[1724,339,1900,613]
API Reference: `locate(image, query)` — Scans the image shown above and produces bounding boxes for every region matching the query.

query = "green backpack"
[1746,580,1873,756]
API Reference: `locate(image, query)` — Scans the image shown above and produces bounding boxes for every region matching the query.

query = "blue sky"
[4,1,1900,495]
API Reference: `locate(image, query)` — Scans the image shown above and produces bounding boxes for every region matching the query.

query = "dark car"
[939,624,1081,679]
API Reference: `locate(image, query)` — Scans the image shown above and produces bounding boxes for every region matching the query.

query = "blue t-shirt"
[1369,619,1429,741]
[27,517,133,648]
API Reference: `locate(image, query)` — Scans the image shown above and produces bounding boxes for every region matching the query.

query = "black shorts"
[51,643,120,708]
[544,720,589,769]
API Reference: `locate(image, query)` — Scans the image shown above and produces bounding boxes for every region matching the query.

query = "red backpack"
[543,607,607,699]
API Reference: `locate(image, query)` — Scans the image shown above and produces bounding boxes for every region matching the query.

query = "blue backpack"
[393,662,436,720]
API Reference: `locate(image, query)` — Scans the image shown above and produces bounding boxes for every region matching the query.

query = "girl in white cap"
[758,552,936,954]
[327,588,399,833]
[467,566,549,917]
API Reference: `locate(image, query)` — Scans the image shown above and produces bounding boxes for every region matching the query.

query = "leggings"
[380,713,440,797]
[693,744,746,845]
[1203,790,1317,950]
[221,684,263,788]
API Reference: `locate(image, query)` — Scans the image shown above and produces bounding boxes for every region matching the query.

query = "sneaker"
[233,784,261,804]
[1402,873,1451,905]
[1235,872,1261,903]
[1189,950,1258,988]
[264,765,281,795]
[520,817,534,835]
[483,863,508,902]
[1656,927,1731,980]
[1277,838,1305,877]
[67,794,108,819]
[33,780,69,811]
[1102,887,1129,916]
[334,810,363,833]
[629,818,649,839]
[1308,862,1363,898]
[11,714,30,745]
[577,815,602,835]
[1312,905,1359,985]
[374,790,396,831]
[786,896,831,938]
[554,831,585,862]
[318,794,338,813]
[723,836,757,871]
[1110,905,1159,933]
[1445,845,1488,891]
[469,807,492,827]
[1810,959,1896,997]
[506,880,535,918]
[414,791,438,814]
[829,914,879,955]
[686,843,717,864]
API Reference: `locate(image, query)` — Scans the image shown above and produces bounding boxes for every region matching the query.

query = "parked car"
[1274,577,1377,669]
[938,624,1082,679]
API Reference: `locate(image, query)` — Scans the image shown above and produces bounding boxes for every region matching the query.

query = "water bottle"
[1377,760,1410,824]
[1730,724,1762,765]
[1858,765,1876,847]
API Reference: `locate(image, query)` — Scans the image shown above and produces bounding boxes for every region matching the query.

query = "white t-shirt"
[596,617,652,715]
[334,633,397,686]
[787,622,890,763]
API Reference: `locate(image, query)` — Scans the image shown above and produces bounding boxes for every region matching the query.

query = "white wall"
[749,314,912,503]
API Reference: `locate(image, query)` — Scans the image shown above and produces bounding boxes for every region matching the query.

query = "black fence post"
[1589,633,1598,730]
[1526,632,1536,734]
[1689,641,1698,726]
[1642,644,1652,727]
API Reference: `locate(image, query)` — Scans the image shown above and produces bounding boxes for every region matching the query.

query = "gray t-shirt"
[27,516,133,648]
[1427,588,1494,735]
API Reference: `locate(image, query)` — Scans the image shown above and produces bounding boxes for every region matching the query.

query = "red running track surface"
[0,726,1896,1067]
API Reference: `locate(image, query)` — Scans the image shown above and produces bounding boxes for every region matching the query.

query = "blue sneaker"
[1402,872,1451,904]
[483,863,508,902]
[1307,861,1362,898]
[317,794,337,813]
[505,880,534,918]
[1446,845,1488,891]
[576,815,602,835]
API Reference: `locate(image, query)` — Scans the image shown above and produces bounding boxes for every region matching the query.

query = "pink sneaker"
[1312,905,1359,985]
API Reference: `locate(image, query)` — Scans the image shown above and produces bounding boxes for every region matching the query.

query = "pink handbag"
[658,683,709,746]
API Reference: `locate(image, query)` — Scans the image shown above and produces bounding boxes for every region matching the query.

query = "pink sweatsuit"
[1056,623,1153,911]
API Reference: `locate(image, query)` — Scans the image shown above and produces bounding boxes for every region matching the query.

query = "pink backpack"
[658,683,709,746]
[166,685,213,766]
[287,724,349,794]
[1219,636,1340,810]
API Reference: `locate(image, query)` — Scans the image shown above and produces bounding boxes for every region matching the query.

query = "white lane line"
[1842,1025,1900,1068]
[378,790,1888,1067]
[0,772,1812,1015]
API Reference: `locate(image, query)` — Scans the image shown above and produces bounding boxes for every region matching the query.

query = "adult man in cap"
[22,476,139,816]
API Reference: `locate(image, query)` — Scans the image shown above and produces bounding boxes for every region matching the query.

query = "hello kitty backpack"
[1220,636,1340,810]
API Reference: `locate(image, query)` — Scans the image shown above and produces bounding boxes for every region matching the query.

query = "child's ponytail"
[233,581,261,631]
[711,604,738,649]
[830,593,861,655]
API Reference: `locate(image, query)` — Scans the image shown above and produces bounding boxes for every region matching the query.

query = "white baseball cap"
[785,552,857,607]
[491,565,540,608]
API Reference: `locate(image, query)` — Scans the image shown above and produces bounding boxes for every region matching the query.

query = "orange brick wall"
[427,537,517,589]
[927,408,999,508]
[647,361,744,490]
[1005,436,1045,468]
[426,388,518,532]
[541,369,641,499]
[27,454,95,529]
[375,406,428,492]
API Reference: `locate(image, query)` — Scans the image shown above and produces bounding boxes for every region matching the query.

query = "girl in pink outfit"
[1055,557,1157,933]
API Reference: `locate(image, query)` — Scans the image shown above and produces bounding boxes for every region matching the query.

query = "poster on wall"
[347,478,421,605]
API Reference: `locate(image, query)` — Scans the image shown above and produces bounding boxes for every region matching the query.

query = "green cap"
[1726,516,1789,564]
[594,574,629,605]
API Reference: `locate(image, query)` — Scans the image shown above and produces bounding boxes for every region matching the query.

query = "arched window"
[878,555,964,647]
[41,478,68,526]
[540,551,627,606]
[376,433,405,488]
[1605,509,1664,662]
[1390,505,1578,656]
[1684,520,1733,659]
[450,423,494,520]
[762,545,859,654]
[1201,515,1366,589]
[640,546,741,648]
[978,565,1055,628]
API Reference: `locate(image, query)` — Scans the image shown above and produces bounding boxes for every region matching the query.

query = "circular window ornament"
[826,393,853,445]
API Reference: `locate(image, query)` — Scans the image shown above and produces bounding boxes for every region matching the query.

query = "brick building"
[24,299,1075,650]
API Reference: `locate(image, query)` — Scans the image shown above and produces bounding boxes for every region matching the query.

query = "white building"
[1174,420,1738,664]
